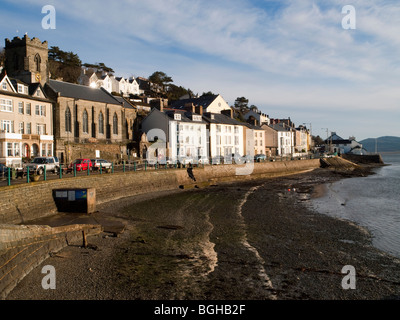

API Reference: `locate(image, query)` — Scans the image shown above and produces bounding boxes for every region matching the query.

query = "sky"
[1,0,399,140]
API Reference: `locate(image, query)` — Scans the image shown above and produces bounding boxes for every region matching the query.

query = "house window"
[192,115,201,121]
[18,102,24,114]
[6,143,20,157]
[2,82,7,90]
[65,107,72,132]
[1,120,13,133]
[18,84,24,94]
[14,143,20,156]
[35,105,45,116]
[174,113,181,121]
[113,113,118,135]
[26,103,31,115]
[26,122,31,134]
[99,112,104,134]
[19,122,24,134]
[0,99,13,112]
[7,143,13,156]
[82,109,88,133]
[36,124,46,135]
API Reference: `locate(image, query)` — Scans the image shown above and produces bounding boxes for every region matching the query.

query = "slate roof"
[164,108,207,124]
[243,122,264,130]
[271,123,294,132]
[202,112,244,126]
[170,95,219,110]
[47,79,121,105]
[113,96,136,109]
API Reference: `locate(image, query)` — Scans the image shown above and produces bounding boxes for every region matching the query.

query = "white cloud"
[2,0,399,138]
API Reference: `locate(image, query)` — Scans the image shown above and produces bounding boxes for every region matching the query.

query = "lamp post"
[322,128,330,153]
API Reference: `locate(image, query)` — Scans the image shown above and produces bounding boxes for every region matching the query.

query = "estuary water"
[311,153,400,258]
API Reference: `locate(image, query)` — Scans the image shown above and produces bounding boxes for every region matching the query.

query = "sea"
[311,153,400,259]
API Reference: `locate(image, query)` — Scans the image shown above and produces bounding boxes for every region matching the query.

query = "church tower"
[4,34,49,85]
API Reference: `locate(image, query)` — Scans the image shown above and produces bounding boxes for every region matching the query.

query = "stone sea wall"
[0,158,320,299]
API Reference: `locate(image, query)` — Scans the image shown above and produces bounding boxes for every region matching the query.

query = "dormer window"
[192,115,202,122]
[2,82,7,90]
[174,113,181,121]
[18,84,24,94]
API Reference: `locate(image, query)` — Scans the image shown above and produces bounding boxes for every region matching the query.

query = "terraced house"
[0,73,54,167]
[1,34,55,167]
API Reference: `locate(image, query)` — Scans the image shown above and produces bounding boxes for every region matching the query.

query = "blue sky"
[1,0,399,141]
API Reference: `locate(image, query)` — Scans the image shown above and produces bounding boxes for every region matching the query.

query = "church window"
[65,107,72,132]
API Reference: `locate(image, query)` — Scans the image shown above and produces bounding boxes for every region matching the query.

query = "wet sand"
[6,168,400,300]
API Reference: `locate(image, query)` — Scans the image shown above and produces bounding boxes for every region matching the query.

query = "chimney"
[150,99,163,112]
[184,102,195,113]
[195,105,203,115]
[221,108,233,118]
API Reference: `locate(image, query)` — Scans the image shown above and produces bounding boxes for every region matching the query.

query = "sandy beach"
[6,167,400,301]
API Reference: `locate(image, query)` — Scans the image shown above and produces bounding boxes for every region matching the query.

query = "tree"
[48,46,82,83]
[166,84,191,101]
[234,97,249,112]
[0,47,6,68]
[83,62,114,75]
[250,105,259,112]
[201,91,216,97]
[149,71,173,88]
[312,135,324,146]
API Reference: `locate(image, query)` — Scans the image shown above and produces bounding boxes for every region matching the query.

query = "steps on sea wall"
[0,224,102,299]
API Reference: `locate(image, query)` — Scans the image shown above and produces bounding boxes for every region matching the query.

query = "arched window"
[65,107,71,132]
[82,109,88,133]
[113,113,118,135]
[98,112,104,134]
[34,54,41,72]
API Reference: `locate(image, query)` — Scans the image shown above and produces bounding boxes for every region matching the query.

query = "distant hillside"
[360,136,400,153]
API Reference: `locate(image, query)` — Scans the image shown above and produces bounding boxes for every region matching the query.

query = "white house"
[244,109,270,126]
[202,112,245,159]
[127,78,140,96]
[325,132,364,155]
[141,107,208,164]
[272,123,295,156]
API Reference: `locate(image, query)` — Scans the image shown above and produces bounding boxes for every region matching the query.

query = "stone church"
[3,34,138,165]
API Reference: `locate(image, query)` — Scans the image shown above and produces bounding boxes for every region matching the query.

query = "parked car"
[254,154,267,162]
[157,157,172,166]
[24,156,60,175]
[179,157,194,165]
[91,159,112,170]
[0,164,8,177]
[197,157,209,165]
[211,155,225,165]
[68,158,92,172]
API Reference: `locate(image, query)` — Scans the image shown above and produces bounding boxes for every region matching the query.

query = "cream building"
[0,73,54,167]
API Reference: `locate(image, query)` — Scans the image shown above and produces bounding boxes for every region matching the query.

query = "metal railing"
[0,153,322,187]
